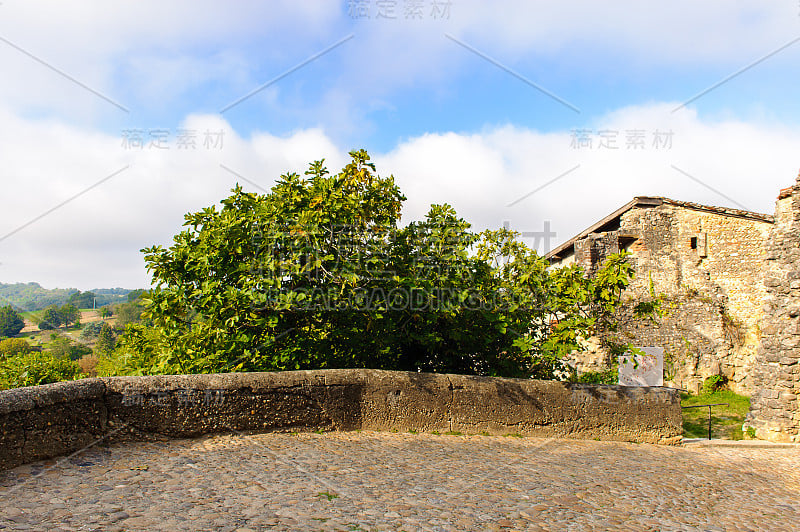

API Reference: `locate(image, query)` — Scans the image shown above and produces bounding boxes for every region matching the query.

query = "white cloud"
[1,3,797,293]
[377,103,800,253]
[0,108,347,290]
[1,102,798,289]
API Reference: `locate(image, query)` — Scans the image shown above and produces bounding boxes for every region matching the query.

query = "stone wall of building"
[565,201,771,394]
[575,231,620,276]
[0,369,683,470]
[618,203,771,394]
[744,184,800,442]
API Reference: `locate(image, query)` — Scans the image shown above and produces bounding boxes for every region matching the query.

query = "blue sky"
[0,1,799,289]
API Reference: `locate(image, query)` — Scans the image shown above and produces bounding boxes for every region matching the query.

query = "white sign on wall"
[618,347,664,387]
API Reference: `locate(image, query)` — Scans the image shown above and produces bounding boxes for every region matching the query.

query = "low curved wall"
[0,369,682,470]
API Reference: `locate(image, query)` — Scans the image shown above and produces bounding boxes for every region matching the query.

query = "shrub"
[0,338,32,358]
[77,354,100,377]
[69,344,93,361]
[80,321,105,340]
[702,374,726,395]
[569,366,618,384]
[45,336,91,361]
[46,336,74,359]
[0,351,83,390]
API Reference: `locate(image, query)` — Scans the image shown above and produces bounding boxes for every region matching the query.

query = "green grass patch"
[19,310,43,320]
[681,390,751,439]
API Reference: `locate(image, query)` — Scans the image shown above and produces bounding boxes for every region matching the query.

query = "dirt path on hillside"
[20,310,115,333]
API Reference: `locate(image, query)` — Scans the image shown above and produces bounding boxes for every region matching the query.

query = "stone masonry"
[548,197,772,394]
[0,369,682,470]
[744,182,800,442]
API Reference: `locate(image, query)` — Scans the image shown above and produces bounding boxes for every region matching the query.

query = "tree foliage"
[47,336,91,361]
[127,289,147,302]
[113,300,145,330]
[38,306,63,330]
[112,150,641,378]
[0,338,32,358]
[0,305,25,337]
[68,290,97,309]
[59,304,81,327]
[95,323,116,356]
[80,321,105,340]
[0,351,82,390]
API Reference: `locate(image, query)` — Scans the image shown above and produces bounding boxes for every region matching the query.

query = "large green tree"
[38,306,63,330]
[59,303,80,327]
[95,323,116,356]
[0,305,25,337]
[111,150,641,378]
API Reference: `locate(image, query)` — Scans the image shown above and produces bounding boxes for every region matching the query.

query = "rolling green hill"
[0,282,140,311]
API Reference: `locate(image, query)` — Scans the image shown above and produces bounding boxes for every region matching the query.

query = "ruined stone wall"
[567,203,771,394]
[617,204,770,394]
[575,232,620,276]
[744,187,800,442]
[0,369,682,470]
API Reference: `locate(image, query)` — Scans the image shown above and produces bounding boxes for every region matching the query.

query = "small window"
[690,237,698,249]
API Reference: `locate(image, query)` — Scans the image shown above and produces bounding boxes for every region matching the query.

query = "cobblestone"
[1,432,799,531]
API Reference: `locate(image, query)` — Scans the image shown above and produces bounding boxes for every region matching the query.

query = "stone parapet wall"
[0,369,682,470]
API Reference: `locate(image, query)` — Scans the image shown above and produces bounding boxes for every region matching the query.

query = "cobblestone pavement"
[1,432,799,531]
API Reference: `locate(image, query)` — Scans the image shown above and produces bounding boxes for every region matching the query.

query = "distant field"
[20,309,116,335]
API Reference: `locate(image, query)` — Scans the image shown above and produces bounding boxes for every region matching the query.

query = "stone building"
[744,183,800,442]
[546,196,774,394]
